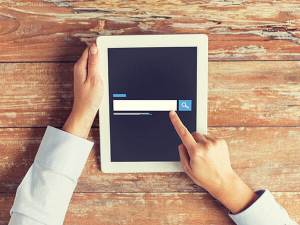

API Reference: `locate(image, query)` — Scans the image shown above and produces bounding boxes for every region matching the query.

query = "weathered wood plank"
[0,192,299,225]
[0,1,299,61]
[0,127,299,193]
[0,61,299,127]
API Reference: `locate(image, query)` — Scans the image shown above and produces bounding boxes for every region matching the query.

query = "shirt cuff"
[34,126,94,181]
[229,189,290,225]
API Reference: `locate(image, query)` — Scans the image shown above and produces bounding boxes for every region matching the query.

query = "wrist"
[209,171,257,214]
[63,109,96,138]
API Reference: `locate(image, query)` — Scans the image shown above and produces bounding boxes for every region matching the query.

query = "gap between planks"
[1,125,300,128]
[1,60,300,64]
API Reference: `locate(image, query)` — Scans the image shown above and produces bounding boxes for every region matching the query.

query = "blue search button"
[178,100,192,111]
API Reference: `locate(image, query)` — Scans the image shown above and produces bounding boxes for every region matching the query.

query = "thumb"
[87,43,100,81]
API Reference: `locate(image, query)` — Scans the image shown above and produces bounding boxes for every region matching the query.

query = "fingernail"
[169,111,176,116]
[90,44,98,54]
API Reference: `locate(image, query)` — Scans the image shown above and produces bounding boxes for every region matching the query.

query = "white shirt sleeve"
[8,126,94,225]
[229,189,298,225]
[8,126,297,225]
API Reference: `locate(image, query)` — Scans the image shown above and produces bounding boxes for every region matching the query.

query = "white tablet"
[97,34,208,173]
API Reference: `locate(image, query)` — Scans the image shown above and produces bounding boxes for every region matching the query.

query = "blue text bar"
[113,93,127,98]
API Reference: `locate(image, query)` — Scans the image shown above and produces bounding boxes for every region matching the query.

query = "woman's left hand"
[63,43,103,138]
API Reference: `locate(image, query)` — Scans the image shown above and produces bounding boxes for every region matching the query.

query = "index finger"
[169,111,197,150]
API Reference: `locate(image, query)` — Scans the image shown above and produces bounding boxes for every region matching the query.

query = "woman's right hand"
[169,111,257,214]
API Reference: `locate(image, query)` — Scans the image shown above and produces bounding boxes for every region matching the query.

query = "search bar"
[113,100,177,111]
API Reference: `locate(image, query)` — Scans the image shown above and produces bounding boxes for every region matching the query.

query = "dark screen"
[108,47,197,161]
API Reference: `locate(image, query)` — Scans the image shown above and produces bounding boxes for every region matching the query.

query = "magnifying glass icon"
[181,102,189,109]
[179,100,192,111]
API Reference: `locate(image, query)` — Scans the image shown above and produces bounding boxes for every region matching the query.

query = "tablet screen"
[108,47,197,162]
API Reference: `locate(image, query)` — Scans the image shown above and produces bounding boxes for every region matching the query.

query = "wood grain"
[0,1,299,224]
[1,192,300,225]
[0,61,300,127]
[0,0,299,61]
[0,127,299,193]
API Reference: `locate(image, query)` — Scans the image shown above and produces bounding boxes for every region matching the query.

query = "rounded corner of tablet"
[96,36,106,45]
[100,163,111,173]
[202,33,208,39]
[198,34,208,44]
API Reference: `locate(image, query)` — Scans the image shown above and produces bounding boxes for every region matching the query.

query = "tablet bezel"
[97,34,208,173]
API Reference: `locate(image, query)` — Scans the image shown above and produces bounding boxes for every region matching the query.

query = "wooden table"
[0,1,300,224]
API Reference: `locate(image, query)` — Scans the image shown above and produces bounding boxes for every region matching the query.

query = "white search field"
[113,100,177,111]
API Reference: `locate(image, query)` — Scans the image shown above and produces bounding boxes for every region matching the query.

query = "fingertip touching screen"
[108,47,197,162]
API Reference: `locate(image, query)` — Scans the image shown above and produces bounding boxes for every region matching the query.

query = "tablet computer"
[97,34,208,173]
